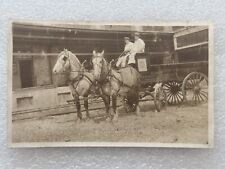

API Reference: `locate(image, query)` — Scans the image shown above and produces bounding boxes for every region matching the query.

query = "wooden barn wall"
[176,29,208,48]
[175,28,208,63]
[177,45,208,63]
[32,46,52,86]
[12,59,21,89]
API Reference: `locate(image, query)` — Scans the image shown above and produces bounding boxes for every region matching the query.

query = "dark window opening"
[19,60,33,88]
[177,45,208,63]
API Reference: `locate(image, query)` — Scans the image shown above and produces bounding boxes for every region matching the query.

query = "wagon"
[133,52,208,112]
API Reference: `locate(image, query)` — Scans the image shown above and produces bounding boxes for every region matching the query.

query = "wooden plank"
[175,42,208,51]
[13,51,165,57]
[174,26,208,37]
[13,22,174,34]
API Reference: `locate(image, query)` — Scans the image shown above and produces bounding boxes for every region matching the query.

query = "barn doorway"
[19,60,33,88]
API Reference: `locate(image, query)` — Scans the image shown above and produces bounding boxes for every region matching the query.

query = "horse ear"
[93,50,96,56]
[101,50,104,56]
[109,59,114,69]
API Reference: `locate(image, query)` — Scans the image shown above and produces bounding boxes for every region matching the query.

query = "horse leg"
[112,95,118,122]
[102,94,111,121]
[75,97,82,121]
[83,96,90,120]
[134,91,141,116]
[135,102,141,116]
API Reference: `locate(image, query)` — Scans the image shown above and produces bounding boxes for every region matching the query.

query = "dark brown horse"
[92,50,140,121]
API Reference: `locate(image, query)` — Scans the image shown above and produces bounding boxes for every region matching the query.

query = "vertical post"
[48,54,53,85]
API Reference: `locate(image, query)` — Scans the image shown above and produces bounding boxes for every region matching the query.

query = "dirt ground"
[12,101,208,144]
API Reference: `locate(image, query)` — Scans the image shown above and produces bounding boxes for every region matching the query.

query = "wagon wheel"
[154,85,167,112]
[182,72,208,105]
[164,81,184,105]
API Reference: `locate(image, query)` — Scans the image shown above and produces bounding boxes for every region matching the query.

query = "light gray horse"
[92,50,140,121]
[53,49,94,121]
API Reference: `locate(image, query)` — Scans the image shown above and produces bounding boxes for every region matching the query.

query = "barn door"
[19,59,33,88]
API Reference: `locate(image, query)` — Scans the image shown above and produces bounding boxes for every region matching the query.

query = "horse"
[52,49,95,121]
[92,50,140,121]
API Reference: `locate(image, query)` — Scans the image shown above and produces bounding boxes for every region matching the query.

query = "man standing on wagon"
[128,32,145,68]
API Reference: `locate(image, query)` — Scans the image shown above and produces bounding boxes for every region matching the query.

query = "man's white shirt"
[128,38,145,64]
[124,42,134,52]
[116,38,145,67]
[132,38,145,53]
[116,42,133,67]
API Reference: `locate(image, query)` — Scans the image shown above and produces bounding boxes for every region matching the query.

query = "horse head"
[92,50,105,81]
[53,49,81,74]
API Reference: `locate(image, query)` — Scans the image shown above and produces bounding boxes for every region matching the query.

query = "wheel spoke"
[169,96,173,103]
[167,93,172,101]
[164,87,170,91]
[196,94,200,103]
[172,95,176,104]
[198,93,205,102]
[201,90,208,94]
[173,94,177,104]
[200,91,208,99]
[177,92,183,101]
[191,93,195,102]
[178,90,183,95]
[175,94,179,104]
[189,78,196,86]
[194,94,198,103]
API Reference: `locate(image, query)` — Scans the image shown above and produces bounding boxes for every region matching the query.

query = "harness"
[107,66,136,96]
[111,67,136,88]
[94,58,133,88]
[93,57,138,97]
[70,72,94,96]
[93,60,111,95]
[62,52,94,97]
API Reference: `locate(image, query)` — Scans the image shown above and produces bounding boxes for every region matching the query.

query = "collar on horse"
[63,51,94,87]
[69,72,94,97]
[109,67,135,89]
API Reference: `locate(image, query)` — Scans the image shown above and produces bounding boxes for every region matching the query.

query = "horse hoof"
[106,117,112,122]
[136,106,141,116]
[85,117,90,121]
[112,115,118,122]
[76,118,82,123]
[155,110,159,113]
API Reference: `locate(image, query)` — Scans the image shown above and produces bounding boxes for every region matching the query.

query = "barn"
[11,22,208,120]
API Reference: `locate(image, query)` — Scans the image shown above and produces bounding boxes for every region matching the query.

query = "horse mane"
[67,51,81,70]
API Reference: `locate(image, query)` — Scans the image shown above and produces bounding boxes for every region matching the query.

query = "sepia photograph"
[8,21,213,147]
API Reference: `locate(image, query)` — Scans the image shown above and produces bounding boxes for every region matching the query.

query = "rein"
[95,58,134,89]
[64,51,94,90]
[109,70,134,88]
[93,58,111,84]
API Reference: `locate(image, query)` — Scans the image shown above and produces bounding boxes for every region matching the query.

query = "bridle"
[61,50,83,75]
[58,51,94,95]
[93,57,134,96]
[92,56,111,85]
